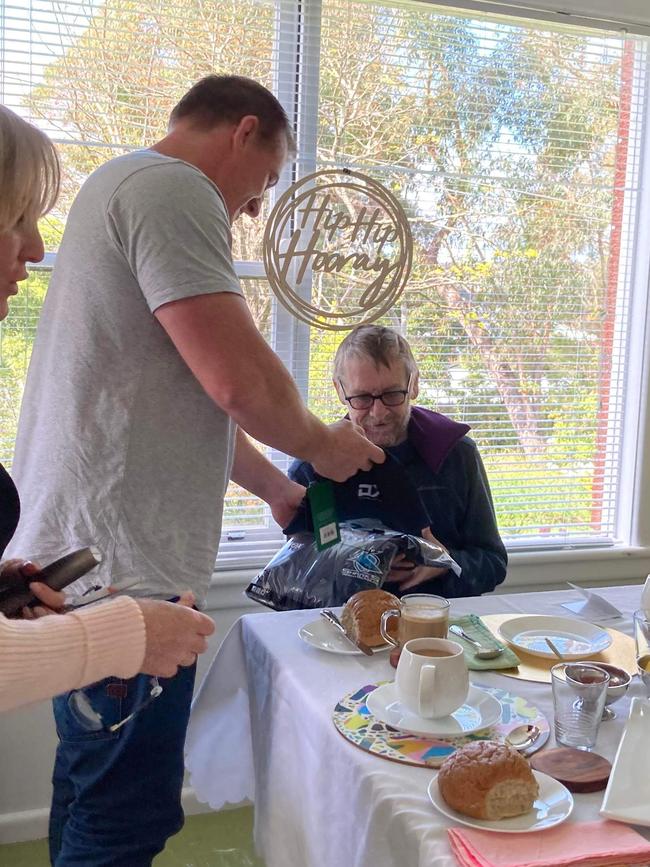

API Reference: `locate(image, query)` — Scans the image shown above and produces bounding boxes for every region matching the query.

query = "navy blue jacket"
[288,407,507,598]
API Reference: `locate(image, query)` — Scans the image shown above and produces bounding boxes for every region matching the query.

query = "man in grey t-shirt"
[10,75,384,865]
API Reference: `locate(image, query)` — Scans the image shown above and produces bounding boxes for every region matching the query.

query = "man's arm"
[423,446,507,597]
[231,428,306,530]
[155,293,384,482]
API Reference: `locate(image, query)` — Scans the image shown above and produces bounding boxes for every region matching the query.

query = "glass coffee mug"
[380,593,450,648]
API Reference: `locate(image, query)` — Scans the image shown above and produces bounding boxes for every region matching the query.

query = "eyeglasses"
[339,374,412,411]
[68,677,162,733]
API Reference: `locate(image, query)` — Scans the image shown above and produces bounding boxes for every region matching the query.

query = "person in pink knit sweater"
[0,104,215,713]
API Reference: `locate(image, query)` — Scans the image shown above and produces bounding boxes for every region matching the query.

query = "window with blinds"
[304,3,646,552]
[1,0,648,565]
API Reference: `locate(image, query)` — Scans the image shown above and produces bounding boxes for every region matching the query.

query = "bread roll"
[340,589,399,647]
[438,742,539,820]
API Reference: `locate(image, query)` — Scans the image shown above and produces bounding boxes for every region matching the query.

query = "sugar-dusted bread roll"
[438,742,539,820]
[340,589,400,647]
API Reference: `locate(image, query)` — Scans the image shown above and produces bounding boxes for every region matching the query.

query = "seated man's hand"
[388,562,448,591]
[387,527,449,591]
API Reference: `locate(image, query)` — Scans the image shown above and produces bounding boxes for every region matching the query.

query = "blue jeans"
[49,663,197,866]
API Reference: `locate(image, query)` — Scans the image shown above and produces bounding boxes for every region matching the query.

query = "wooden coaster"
[530,747,611,793]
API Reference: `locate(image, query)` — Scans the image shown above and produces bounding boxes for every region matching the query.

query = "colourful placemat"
[333,682,549,768]
[480,614,637,684]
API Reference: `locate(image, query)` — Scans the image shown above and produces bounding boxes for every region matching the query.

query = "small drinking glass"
[551,662,609,751]
[634,609,650,697]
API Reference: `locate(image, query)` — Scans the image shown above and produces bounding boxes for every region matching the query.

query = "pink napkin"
[448,820,650,867]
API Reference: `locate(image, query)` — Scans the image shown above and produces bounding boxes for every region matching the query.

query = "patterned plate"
[333,682,549,768]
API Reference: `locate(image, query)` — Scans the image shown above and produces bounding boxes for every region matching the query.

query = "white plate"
[428,771,573,833]
[600,697,650,827]
[365,683,502,737]
[498,615,612,659]
[298,619,390,655]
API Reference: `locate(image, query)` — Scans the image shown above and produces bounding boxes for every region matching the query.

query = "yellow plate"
[481,613,636,684]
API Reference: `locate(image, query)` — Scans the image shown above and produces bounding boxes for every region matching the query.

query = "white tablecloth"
[185,585,650,867]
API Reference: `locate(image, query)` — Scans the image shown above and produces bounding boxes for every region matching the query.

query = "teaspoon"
[449,625,504,660]
[504,724,542,752]
[545,637,566,661]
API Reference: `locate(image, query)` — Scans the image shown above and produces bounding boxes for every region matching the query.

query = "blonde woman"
[0,106,214,713]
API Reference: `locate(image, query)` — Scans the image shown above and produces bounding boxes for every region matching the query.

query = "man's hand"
[388,528,449,591]
[312,419,385,482]
[136,592,215,678]
[269,479,306,530]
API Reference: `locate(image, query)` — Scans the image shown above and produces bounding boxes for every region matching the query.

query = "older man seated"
[288,325,507,598]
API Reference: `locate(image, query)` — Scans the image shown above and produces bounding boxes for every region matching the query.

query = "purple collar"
[407,406,470,473]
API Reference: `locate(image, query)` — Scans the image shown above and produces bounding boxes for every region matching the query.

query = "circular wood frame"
[263,168,413,330]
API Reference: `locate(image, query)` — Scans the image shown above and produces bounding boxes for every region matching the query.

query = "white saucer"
[428,770,573,833]
[298,619,390,655]
[365,683,502,737]
[498,615,612,659]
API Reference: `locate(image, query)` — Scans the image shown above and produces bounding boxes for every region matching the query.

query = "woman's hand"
[0,558,66,618]
[137,592,216,677]
[24,581,67,618]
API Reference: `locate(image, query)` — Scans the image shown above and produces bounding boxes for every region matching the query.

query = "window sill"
[507,544,650,565]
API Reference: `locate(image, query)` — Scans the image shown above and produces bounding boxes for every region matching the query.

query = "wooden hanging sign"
[263,168,413,330]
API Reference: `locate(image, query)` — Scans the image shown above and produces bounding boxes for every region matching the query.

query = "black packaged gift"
[245,520,460,611]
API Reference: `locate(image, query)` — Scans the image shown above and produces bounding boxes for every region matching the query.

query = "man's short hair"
[170,74,296,153]
[333,324,418,380]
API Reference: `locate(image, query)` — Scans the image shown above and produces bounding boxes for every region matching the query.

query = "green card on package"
[307,480,341,550]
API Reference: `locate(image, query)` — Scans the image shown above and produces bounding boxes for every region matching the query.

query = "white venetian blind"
[295,0,646,548]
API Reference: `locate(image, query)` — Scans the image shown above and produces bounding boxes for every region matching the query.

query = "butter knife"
[321,609,373,656]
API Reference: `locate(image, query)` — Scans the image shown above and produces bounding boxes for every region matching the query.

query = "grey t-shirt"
[8,150,242,606]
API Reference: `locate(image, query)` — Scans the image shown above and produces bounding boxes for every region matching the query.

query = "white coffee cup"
[395,637,469,719]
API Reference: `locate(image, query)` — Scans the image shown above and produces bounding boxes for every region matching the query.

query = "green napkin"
[449,614,520,670]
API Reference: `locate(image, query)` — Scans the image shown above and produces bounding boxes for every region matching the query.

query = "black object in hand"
[0,547,101,617]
